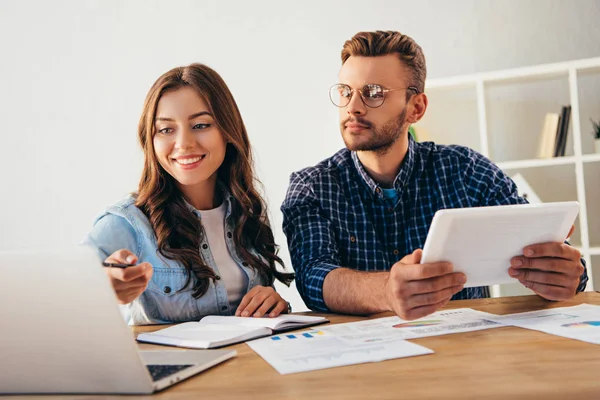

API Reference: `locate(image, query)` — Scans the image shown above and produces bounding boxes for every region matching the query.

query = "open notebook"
[137,315,329,349]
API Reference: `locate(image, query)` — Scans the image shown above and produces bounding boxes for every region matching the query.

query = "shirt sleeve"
[81,213,140,261]
[81,213,143,324]
[464,151,588,293]
[281,172,341,312]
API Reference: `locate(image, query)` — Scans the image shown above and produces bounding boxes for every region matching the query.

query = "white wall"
[1,0,599,311]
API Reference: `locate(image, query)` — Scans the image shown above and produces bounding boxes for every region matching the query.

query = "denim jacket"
[83,193,270,325]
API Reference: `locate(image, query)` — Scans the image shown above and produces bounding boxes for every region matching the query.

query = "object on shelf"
[592,118,600,154]
[553,105,571,157]
[537,113,560,159]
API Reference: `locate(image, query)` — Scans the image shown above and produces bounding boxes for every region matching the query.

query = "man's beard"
[341,107,407,154]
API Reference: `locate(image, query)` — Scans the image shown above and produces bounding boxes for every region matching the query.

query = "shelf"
[496,154,600,170]
[427,56,600,89]
[583,162,600,250]
[582,153,600,163]
[497,156,576,170]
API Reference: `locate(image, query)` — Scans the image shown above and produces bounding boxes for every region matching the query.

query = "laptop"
[0,247,236,394]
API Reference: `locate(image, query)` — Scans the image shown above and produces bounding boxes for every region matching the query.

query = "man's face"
[337,54,412,153]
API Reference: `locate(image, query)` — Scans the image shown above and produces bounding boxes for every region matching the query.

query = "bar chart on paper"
[269,331,326,340]
[248,329,432,374]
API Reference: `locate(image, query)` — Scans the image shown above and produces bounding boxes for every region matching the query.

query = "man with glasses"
[281,30,587,320]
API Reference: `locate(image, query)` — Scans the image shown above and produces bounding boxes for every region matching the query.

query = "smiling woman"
[152,88,227,197]
[83,64,294,325]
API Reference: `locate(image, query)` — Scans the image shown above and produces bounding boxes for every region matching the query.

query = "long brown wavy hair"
[135,63,294,298]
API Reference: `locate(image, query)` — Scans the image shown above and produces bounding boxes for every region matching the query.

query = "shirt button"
[375,188,381,194]
[202,244,208,250]
[393,249,399,255]
[350,236,356,243]
[215,275,221,280]
[221,306,227,311]
[163,286,171,294]
[226,232,232,238]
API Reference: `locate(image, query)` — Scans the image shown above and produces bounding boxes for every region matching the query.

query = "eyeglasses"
[329,83,420,108]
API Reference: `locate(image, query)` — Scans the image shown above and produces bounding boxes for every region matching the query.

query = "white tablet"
[421,201,580,288]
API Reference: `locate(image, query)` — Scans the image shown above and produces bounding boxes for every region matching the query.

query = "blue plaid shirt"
[281,137,588,312]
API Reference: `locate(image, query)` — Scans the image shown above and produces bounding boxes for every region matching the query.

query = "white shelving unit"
[416,57,600,296]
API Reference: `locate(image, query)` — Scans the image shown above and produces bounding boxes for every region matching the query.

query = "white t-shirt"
[199,203,248,308]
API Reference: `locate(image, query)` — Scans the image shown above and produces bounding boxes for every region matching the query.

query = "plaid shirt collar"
[350,135,417,200]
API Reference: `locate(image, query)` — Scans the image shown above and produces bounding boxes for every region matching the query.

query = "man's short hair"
[341,30,427,94]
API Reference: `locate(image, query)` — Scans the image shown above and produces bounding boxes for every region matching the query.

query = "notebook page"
[201,314,327,330]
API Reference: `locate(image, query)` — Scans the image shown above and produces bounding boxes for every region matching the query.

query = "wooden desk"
[14,293,600,399]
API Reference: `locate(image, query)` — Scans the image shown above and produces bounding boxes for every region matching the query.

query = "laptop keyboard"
[146,364,194,382]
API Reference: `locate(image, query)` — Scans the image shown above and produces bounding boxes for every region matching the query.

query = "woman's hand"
[235,286,289,318]
[103,249,153,304]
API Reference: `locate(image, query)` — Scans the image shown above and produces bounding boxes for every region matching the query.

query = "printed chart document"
[137,314,328,349]
[318,308,506,342]
[248,329,433,375]
[486,304,600,345]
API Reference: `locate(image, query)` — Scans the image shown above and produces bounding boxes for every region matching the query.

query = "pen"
[102,262,135,268]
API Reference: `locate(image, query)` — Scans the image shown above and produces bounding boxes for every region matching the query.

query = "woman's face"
[153,86,227,191]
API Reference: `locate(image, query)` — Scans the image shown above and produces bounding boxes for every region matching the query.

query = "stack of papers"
[248,308,506,374]
[248,305,600,375]
[318,308,504,341]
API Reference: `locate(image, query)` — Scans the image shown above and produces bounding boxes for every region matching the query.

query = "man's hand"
[509,225,584,301]
[104,249,153,304]
[384,249,466,320]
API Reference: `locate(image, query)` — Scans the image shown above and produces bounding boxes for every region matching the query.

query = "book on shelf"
[136,314,329,349]
[536,105,572,159]
[537,113,560,159]
[553,105,571,157]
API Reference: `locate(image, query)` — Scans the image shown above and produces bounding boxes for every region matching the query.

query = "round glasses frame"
[329,83,420,108]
